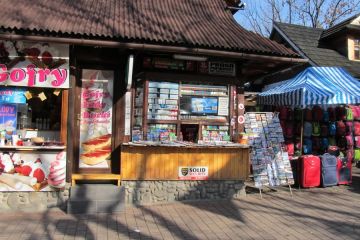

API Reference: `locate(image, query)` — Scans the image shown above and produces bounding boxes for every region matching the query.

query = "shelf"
[147,120,179,124]
[0,145,66,151]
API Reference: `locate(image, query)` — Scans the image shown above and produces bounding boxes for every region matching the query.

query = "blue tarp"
[258,67,360,108]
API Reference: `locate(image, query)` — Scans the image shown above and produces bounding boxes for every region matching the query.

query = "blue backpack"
[321,138,329,150]
[303,138,312,154]
[329,122,336,136]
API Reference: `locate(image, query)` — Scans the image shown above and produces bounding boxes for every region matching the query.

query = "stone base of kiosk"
[0,184,70,212]
[122,180,245,205]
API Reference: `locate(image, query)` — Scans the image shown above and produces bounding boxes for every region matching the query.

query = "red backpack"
[355,136,360,148]
[304,108,312,121]
[279,107,288,120]
[346,135,354,147]
[350,105,360,120]
[336,106,346,120]
[336,121,346,136]
[312,106,323,121]
[354,122,360,136]
[286,143,294,156]
[328,107,336,121]
[345,121,353,135]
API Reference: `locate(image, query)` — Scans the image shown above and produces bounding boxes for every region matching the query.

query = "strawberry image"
[24,47,40,59]
[33,168,45,183]
[41,51,53,65]
[21,165,32,176]
[0,161,5,173]
[35,158,42,164]
[14,166,22,173]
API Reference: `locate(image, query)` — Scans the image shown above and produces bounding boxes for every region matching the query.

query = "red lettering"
[10,69,26,82]
[38,69,51,82]
[51,69,67,87]
[26,64,36,87]
[0,64,8,82]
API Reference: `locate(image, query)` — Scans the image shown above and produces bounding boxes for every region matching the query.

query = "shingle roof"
[0,0,298,57]
[321,14,360,39]
[273,22,360,78]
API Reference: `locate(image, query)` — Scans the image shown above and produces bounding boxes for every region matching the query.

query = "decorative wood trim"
[72,173,121,186]
[60,90,68,145]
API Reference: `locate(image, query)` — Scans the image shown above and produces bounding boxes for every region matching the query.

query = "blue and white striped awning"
[258,67,360,108]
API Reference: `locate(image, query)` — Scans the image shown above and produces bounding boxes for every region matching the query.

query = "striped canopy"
[258,67,360,108]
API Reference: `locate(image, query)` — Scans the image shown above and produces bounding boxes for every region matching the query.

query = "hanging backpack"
[328,145,340,156]
[347,149,354,162]
[320,124,328,137]
[346,107,354,121]
[336,106,346,120]
[294,108,302,121]
[304,108,312,121]
[328,122,336,136]
[336,121,346,136]
[287,108,294,121]
[351,106,360,120]
[345,121,353,135]
[346,135,354,147]
[312,137,321,151]
[322,110,329,122]
[312,106,323,121]
[321,138,329,151]
[328,107,336,121]
[328,137,336,146]
[286,143,294,156]
[337,136,347,150]
[354,122,360,136]
[304,121,312,137]
[303,138,312,154]
[279,107,288,120]
[312,122,321,136]
[354,148,360,161]
[355,136,360,148]
[284,121,294,138]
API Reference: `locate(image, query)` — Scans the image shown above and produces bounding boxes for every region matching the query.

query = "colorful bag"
[346,107,354,121]
[284,121,294,138]
[354,148,360,161]
[304,121,312,137]
[303,138,312,154]
[336,106,346,120]
[328,137,336,146]
[286,143,294,156]
[346,135,354,147]
[328,146,340,157]
[304,108,312,121]
[321,138,329,151]
[350,105,360,120]
[337,136,347,150]
[312,106,323,121]
[345,121,353,135]
[320,124,328,137]
[279,107,288,120]
[312,122,321,136]
[355,136,360,148]
[336,121,346,136]
[328,107,336,121]
[354,122,360,136]
[329,122,336,136]
[347,149,354,162]
[312,137,321,151]
[322,110,329,122]
[294,108,302,121]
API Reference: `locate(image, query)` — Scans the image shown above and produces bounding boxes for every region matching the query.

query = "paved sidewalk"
[0,168,359,240]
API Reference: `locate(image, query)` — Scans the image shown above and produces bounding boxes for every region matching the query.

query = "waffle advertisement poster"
[0,40,69,88]
[79,70,113,169]
[0,151,66,191]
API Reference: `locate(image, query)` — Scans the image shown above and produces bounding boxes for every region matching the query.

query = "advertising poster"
[79,70,113,169]
[178,166,209,180]
[0,151,66,191]
[0,40,69,88]
[0,104,17,138]
[0,87,26,104]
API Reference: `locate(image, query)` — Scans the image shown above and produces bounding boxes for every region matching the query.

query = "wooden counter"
[121,145,249,180]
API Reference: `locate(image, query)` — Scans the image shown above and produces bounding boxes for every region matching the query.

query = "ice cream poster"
[0,151,66,191]
[78,70,113,169]
[0,104,17,137]
[0,40,69,88]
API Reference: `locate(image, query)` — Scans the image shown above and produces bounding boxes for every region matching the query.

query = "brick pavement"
[0,168,359,240]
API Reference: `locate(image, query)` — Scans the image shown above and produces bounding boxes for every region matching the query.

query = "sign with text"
[0,104,17,137]
[0,87,26,104]
[0,40,69,88]
[178,166,209,180]
[78,70,113,169]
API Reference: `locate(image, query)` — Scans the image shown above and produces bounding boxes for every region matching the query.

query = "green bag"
[346,107,353,121]
[312,122,320,136]
[354,149,360,161]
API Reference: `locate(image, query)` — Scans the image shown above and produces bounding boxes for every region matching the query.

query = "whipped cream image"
[48,151,66,188]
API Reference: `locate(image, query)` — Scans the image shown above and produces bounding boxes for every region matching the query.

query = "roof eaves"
[273,22,317,66]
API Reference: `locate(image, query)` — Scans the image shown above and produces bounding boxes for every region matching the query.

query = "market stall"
[257,66,360,187]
